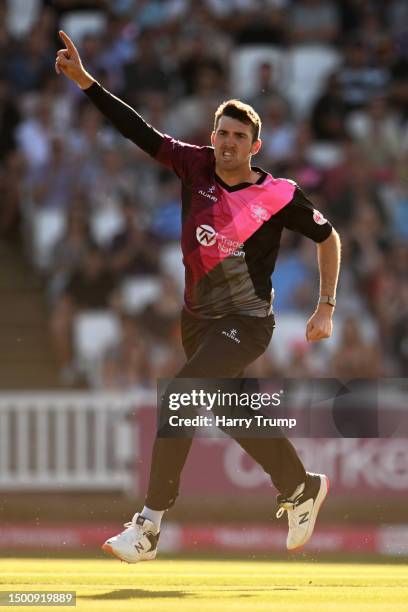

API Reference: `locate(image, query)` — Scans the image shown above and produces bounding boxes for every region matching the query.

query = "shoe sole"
[101,542,157,564]
[102,542,124,561]
[288,475,330,551]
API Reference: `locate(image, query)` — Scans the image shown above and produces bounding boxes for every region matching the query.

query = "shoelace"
[119,519,146,546]
[121,517,146,538]
[123,518,155,535]
[276,494,303,519]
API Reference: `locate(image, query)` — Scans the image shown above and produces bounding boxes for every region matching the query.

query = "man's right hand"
[55,30,95,90]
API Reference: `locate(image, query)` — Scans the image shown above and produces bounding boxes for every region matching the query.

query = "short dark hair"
[214,99,261,142]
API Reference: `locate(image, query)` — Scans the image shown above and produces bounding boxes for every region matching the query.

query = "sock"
[140,506,165,530]
[288,482,305,500]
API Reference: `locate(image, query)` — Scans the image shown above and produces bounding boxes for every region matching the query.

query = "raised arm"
[55,30,163,157]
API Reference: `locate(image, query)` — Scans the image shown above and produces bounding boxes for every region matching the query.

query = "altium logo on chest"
[198,185,218,202]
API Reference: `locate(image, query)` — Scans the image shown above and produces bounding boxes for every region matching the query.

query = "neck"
[215,165,259,186]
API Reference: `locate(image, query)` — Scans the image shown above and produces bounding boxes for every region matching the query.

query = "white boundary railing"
[0,391,155,493]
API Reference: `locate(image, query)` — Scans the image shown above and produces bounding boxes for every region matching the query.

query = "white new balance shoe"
[276,472,329,550]
[102,513,160,563]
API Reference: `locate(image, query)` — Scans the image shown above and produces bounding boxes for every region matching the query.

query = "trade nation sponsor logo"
[196,224,245,257]
[196,224,217,246]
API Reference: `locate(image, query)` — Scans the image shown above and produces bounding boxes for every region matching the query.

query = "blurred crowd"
[0,0,407,387]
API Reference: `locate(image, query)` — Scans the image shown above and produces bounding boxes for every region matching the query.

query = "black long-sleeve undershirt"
[84,81,164,157]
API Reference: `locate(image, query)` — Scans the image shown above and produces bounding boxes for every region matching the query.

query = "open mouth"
[222,151,235,160]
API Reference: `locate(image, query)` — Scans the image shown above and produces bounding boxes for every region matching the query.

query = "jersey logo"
[313,209,327,225]
[198,185,218,202]
[250,203,269,223]
[196,224,217,246]
[222,328,241,343]
[196,225,245,257]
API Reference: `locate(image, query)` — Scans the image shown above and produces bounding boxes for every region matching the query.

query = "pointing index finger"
[59,30,77,54]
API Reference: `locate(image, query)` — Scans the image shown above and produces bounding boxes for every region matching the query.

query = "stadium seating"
[90,207,125,247]
[31,208,66,270]
[120,276,161,314]
[73,310,121,385]
[285,45,341,117]
[230,45,286,99]
[59,11,107,42]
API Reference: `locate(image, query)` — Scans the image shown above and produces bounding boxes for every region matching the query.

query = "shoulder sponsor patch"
[313,209,327,225]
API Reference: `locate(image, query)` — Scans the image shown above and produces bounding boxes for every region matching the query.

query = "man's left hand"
[306,303,334,342]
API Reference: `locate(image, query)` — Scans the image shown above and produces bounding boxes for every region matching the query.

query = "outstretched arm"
[55,30,163,156]
[305,229,341,342]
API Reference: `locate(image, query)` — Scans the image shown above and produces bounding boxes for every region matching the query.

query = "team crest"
[250,203,269,223]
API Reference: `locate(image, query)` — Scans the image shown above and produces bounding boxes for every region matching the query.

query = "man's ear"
[210,131,215,146]
[252,138,262,155]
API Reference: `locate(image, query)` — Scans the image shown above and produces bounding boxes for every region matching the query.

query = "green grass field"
[0,558,407,611]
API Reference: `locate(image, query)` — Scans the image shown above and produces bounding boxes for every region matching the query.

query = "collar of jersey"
[215,166,268,192]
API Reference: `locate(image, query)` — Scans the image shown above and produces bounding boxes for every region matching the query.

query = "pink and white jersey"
[156,136,332,318]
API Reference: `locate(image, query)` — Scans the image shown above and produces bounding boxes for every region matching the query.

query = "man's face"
[211,115,261,173]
